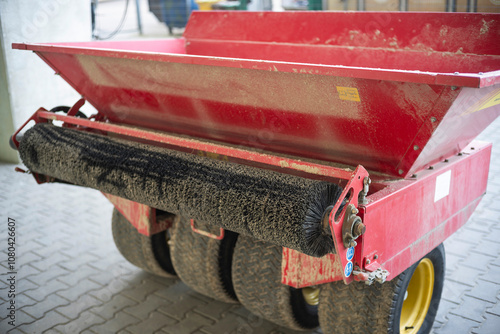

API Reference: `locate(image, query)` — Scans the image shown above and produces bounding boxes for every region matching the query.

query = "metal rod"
[467,0,476,12]
[135,0,142,35]
[399,0,408,12]
[446,0,457,11]
[357,0,365,11]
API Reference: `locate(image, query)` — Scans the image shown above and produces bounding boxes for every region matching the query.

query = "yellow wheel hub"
[400,258,435,334]
[302,287,320,306]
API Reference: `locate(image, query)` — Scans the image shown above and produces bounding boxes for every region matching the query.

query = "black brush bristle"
[302,183,343,257]
[19,123,346,258]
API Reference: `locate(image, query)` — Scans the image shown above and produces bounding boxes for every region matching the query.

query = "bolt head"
[353,222,366,237]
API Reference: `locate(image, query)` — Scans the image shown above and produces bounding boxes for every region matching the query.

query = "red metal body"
[104,193,173,236]
[362,141,491,281]
[12,12,500,286]
[12,12,500,178]
[283,140,491,287]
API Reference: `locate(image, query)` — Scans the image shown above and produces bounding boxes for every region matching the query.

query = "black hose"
[94,0,130,40]
[49,106,87,119]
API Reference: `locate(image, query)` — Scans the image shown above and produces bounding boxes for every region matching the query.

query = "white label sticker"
[434,170,452,202]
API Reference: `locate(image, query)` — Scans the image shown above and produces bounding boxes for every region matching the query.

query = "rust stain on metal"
[282,248,343,288]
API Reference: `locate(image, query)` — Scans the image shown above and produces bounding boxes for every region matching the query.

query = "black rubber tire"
[232,235,319,331]
[111,208,176,277]
[170,218,239,303]
[319,244,445,334]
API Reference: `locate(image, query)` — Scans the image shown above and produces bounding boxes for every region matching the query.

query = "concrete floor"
[1,1,500,333]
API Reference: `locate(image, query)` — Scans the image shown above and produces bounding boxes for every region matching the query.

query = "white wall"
[0,0,92,162]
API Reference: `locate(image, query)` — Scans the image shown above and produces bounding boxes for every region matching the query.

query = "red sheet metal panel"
[282,250,343,288]
[184,12,500,56]
[184,12,500,78]
[282,140,491,286]
[103,193,172,236]
[12,12,500,177]
[362,140,491,280]
[408,85,500,175]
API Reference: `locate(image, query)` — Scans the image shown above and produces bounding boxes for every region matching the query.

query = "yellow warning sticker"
[462,89,500,116]
[477,90,500,111]
[336,86,360,102]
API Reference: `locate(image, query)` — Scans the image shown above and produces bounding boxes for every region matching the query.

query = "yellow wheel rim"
[302,287,320,306]
[400,258,435,334]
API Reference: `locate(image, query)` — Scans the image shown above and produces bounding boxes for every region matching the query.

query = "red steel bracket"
[104,193,172,236]
[282,165,369,287]
[67,98,86,117]
[328,165,369,284]
[10,108,49,149]
[190,219,225,240]
[11,97,85,149]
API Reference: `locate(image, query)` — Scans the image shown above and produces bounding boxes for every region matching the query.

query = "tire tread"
[111,209,175,277]
[170,218,238,303]
[232,236,313,331]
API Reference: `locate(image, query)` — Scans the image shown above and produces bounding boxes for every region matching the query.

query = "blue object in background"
[148,0,199,34]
